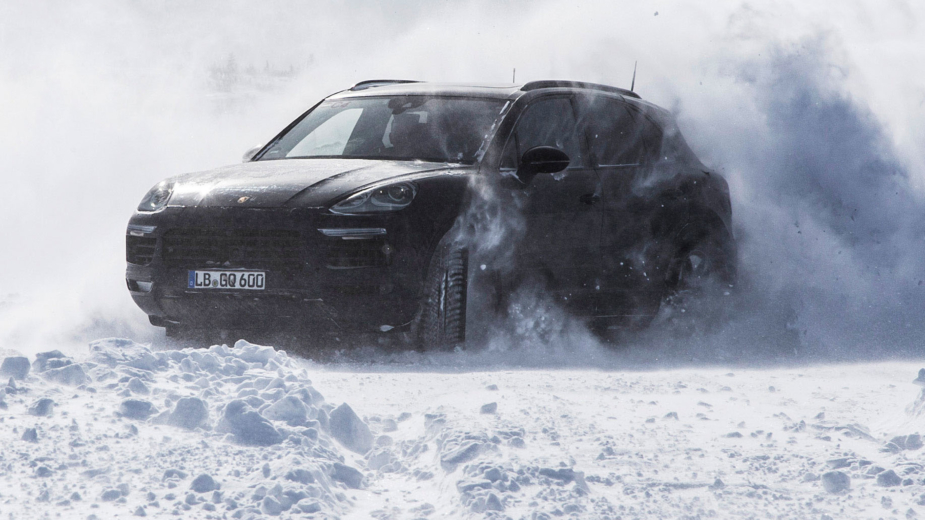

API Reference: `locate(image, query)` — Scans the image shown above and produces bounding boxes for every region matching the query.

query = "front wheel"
[416,236,469,350]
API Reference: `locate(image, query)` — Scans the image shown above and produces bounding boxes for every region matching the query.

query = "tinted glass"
[578,96,664,167]
[500,97,583,169]
[580,97,642,166]
[260,97,507,164]
[631,107,664,164]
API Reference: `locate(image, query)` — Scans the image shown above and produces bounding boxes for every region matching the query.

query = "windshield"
[258,96,507,164]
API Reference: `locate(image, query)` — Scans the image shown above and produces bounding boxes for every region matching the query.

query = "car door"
[577,95,665,313]
[498,95,602,310]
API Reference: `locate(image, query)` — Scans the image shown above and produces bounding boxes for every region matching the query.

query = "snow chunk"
[367,450,392,471]
[0,357,30,380]
[884,434,923,452]
[329,403,373,454]
[480,402,498,414]
[217,399,283,446]
[382,418,397,432]
[263,395,309,426]
[100,488,122,501]
[284,468,315,484]
[120,399,156,420]
[28,398,55,416]
[484,467,502,482]
[331,463,364,489]
[190,474,220,493]
[441,442,483,465]
[457,479,492,493]
[43,364,88,386]
[167,397,209,430]
[33,350,67,372]
[287,386,323,407]
[163,469,188,481]
[539,468,576,483]
[486,493,503,511]
[190,351,222,373]
[127,378,149,395]
[89,339,161,372]
[877,469,902,487]
[21,427,38,442]
[261,495,283,515]
[296,499,321,514]
[822,471,850,493]
[233,339,276,365]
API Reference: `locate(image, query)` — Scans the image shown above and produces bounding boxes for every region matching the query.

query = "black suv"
[126,80,735,347]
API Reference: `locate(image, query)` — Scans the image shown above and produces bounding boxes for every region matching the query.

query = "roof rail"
[520,80,640,99]
[349,79,421,91]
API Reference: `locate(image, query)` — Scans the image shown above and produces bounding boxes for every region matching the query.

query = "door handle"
[579,193,601,205]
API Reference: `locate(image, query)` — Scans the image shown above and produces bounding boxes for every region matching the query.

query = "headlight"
[330,183,417,214]
[137,181,174,212]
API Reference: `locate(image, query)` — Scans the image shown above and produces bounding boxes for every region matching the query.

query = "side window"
[578,97,664,167]
[580,98,641,166]
[500,97,583,169]
[626,106,664,165]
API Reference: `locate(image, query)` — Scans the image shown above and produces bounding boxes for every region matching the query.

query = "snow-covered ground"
[3,339,925,519]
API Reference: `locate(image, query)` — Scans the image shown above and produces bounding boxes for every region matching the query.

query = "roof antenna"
[630,61,637,92]
[513,68,516,84]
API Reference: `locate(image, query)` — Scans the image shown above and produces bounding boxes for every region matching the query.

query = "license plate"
[188,270,265,290]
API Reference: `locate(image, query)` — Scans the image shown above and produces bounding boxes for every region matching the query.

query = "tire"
[657,231,736,331]
[670,245,733,293]
[417,235,469,350]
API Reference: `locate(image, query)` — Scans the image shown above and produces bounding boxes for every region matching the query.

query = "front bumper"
[125,206,430,331]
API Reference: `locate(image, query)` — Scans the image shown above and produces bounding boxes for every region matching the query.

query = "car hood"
[167,159,471,208]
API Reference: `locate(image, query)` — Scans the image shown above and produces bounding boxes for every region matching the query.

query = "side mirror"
[517,146,570,185]
[242,145,263,163]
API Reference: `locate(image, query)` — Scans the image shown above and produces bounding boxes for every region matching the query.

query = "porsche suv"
[126,79,735,346]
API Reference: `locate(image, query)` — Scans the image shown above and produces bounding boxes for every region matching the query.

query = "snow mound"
[0,339,369,519]
[0,356,30,379]
[329,403,373,454]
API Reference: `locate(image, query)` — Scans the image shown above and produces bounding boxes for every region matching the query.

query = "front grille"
[163,228,303,269]
[126,236,157,265]
[323,239,390,269]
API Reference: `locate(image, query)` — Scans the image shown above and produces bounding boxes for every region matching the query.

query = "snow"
[329,403,373,454]
[27,398,55,417]
[821,471,850,493]
[190,474,220,493]
[217,399,286,446]
[307,360,925,518]
[0,356,30,380]
[3,339,925,519]
[0,339,361,519]
[165,397,209,430]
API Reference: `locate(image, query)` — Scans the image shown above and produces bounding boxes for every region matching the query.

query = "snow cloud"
[1,0,924,360]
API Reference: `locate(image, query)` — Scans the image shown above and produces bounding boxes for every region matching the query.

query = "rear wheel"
[658,232,736,330]
[670,243,734,292]
[417,235,469,350]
